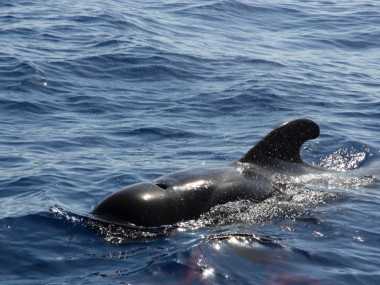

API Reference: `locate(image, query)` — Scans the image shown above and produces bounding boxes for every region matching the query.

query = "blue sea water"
[1,0,380,284]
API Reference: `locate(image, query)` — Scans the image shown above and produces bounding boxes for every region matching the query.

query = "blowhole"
[155,183,168,189]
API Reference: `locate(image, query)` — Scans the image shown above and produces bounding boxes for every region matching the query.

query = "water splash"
[318,146,373,171]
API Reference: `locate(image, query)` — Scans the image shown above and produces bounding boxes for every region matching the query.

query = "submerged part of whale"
[92,119,321,227]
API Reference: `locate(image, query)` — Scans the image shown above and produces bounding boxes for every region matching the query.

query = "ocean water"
[1,0,380,284]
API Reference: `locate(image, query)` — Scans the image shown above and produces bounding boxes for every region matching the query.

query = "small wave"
[110,126,200,141]
[0,189,49,219]
[198,231,325,284]
[309,36,379,51]
[90,39,123,49]
[0,56,36,76]
[176,1,305,21]
[207,232,312,262]
[1,176,47,189]
[46,52,207,82]
[209,89,288,114]
[0,54,59,94]
[51,206,175,243]
[1,27,39,37]
[0,99,56,115]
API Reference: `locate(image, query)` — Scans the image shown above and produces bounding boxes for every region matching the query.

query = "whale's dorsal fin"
[239,119,320,164]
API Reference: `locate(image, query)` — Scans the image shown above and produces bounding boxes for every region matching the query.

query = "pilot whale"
[92,119,321,227]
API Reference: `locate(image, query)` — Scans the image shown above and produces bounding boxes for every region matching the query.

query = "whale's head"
[92,180,209,227]
[92,182,179,227]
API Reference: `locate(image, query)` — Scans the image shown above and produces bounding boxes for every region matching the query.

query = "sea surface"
[1,0,380,284]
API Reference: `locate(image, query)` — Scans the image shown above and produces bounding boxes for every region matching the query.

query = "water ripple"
[1,0,380,284]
